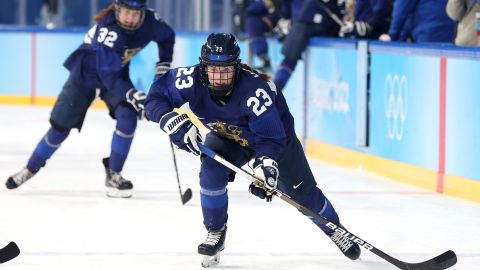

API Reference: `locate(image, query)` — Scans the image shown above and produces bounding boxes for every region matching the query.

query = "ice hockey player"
[244,0,305,73]
[273,0,345,91]
[144,33,360,267]
[5,0,175,198]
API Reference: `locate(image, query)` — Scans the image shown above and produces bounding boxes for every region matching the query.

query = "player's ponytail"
[239,63,271,82]
[95,4,115,23]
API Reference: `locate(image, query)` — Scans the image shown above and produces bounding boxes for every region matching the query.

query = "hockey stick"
[169,140,192,205]
[315,0,345,27]
[198,144,457,270]
[0,241,20,264]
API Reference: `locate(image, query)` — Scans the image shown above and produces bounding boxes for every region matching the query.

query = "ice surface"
[1,105,479,269]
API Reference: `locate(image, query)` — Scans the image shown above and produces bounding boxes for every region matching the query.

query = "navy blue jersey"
[354,0,391,30]
[145,65,296,160]
[388,0,454,42]
[63,8,175,98]
[297,0,345,27]
[246,0,306,22]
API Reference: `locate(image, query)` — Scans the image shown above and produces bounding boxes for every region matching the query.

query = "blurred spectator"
[64,0,90,26]
[0,0,18,24]
[273,0,345,91]
[380,0,455,43]
[39,0,61,28]
[26,0,44,25]
[344,0,355,22]
[232,0,252,39]
[446,0,480,46]
[339,0,391,39]
[244,0,300,72]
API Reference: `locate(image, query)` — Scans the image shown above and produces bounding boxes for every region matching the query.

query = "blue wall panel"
[307,47,357,148]
[368,54,439,170]
[36,33,82,95]
[446,58,480,180]
[0,33,32,95]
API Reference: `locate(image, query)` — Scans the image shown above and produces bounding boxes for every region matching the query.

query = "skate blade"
[201,254,220,268]
[106,188,132,198]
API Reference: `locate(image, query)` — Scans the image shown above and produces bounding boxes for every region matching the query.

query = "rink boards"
[0,28,479,203]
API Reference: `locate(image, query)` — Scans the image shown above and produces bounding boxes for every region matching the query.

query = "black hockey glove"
[125,88,146,119]
[160,112,202,156]
[339,21,372,38]
[154,61,171,81]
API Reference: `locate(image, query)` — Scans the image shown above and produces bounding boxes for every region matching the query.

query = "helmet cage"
[199,33,241,98]
[199,58,240,98]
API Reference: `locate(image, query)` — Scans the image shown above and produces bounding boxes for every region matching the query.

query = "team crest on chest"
[122,48,141,66]
[207,121,249,147]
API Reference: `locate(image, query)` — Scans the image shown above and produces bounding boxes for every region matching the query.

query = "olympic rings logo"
[384,74,408,141]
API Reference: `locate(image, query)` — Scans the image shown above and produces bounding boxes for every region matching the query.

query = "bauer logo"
[326,222,374,250]
[384,74,408,141]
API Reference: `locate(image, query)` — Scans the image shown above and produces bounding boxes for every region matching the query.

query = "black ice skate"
[5,168,35,189]
[198,225,227,268]
[330,230,361,260]
[102,157,133,198]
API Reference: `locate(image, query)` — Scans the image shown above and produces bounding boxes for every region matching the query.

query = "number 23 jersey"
[145,65,295,160]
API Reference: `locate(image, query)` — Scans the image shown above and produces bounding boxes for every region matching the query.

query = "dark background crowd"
[1,0,477,47]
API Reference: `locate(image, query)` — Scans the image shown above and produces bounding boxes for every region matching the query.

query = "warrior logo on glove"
[159,112,202,156]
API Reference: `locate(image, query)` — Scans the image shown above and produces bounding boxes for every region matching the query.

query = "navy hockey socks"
[273,59,296,91]
[27,127,70,173]
[200,157,230,231]
[250,37,268,58]
[294,188,340,235]
[109,106,137,172]
[110,130,134,172]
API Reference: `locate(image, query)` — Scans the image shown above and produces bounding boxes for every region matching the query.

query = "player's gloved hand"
[339,21,372,38]
[125,88,146,119]
[248,183,273,202]
[154,61,171,81]
[159,111,202,156]
[253,156,279,192]
[272,18,291,41]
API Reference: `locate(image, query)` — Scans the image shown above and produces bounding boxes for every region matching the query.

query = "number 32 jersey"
[145,66,295,160]
[63,9,175,99]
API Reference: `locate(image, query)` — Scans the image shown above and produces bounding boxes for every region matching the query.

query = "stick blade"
[430,250,457,270]
[182,188,193,205]
[404,250,457,270]
[0,241,20,264]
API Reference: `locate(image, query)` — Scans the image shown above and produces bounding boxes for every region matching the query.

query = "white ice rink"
[1,105,479,270]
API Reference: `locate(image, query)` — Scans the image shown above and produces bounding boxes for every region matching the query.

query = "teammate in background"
[379,0,455,43]
[144,33,360,267]
[339,0,391,39]
[273,0,345,91]
[5,0,175,198]
[231,0,252,40]
[244,0,294,72]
